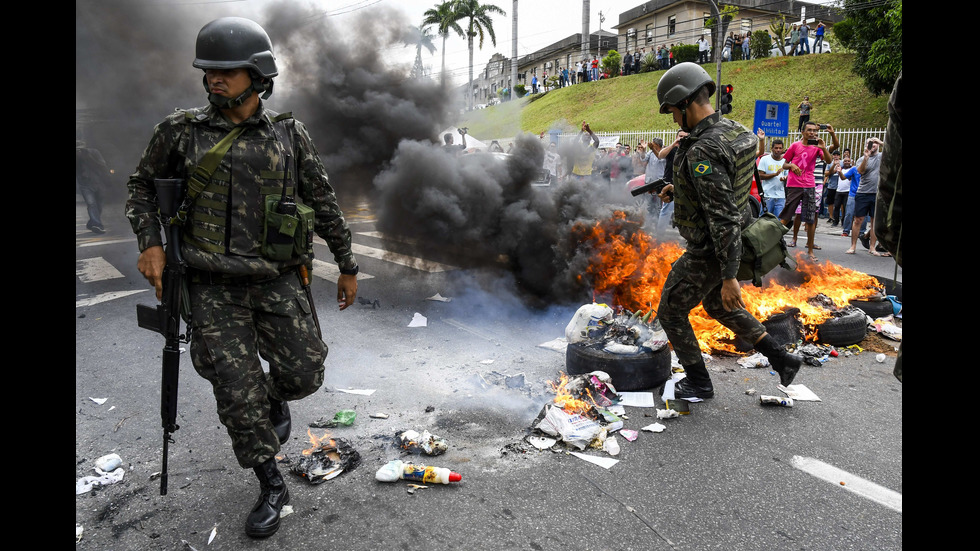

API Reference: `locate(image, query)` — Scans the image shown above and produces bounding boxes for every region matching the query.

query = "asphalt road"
[76,197,902,551]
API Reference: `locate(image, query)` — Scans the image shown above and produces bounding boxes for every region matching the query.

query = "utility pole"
[707,0,729,113]
[598,10,605,58]
[581,0,590,58]
[511,0,518,101]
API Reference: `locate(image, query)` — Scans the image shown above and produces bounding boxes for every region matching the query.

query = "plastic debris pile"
[565,303,669,355]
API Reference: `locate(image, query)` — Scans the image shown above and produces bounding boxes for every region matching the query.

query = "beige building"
[613,0,841,59]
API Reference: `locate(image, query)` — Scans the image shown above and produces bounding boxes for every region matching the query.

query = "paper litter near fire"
[778,384,821,401]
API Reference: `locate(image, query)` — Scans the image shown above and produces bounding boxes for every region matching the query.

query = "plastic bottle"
[375,460,461,484]
[759,395,794,407]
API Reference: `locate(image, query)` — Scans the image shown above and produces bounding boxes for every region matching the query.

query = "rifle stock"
[135,178,187,496]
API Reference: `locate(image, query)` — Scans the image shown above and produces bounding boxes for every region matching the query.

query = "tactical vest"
[180,109,296,257]
[672,115,757,245]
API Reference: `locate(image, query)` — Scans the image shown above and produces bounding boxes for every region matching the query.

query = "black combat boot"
[245,458,290,538]
[755,334,802,387]
[269,397,291,444]
[673,360,714,399]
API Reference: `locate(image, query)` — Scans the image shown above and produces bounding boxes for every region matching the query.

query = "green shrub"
[672,43,698,63]
[751,30,772,59]
[514,84,527,98]
[602,49,622,77]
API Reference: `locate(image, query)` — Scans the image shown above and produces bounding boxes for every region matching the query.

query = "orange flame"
[303,429,336,456]
[548,372,600,416]
[574,212,883,353]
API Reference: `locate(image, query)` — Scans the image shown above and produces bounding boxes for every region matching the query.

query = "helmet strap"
[200,71,273,109]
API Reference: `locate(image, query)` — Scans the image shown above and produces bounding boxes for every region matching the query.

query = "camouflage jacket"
[671,112,756,279]
[126,102,356,276]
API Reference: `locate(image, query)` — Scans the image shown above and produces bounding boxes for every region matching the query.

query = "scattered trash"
[537,337,568,352]
[181,539,200,551]
[527,436,558,450]
[565,303,669,352]
[334,388,376,396]
[745,388,757,396]
[369,413,389,419]
[602,435,621,456]
[760,395,794,407]
[408,313,427,327]
[875,353,887,363]
[737,352,770,369]
[424,405,435,412]
[375,459,461,484]
[426,293,452,302]
[310,409,356,428]
[617,391,655,408]
[280,505,294,518]
[569,451,619,470]
[535,404,602,450]
[619,429,639,442]
[288,431,361,484]
[207,524,217,545]
[479,359,494,364]
[778,384,821,401]
[76,454,126,494]
[662,399,689,414]
[357,297,381,309]
[640,422,666,433]
[397,429,449,455]
[76,524,83,543]
[89,397,108,405]
[655,408,680,419]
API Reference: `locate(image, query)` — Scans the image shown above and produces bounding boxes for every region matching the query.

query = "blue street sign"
[753,100,790,137]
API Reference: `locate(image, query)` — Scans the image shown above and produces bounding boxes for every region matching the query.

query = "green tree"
[769,16,791,57]
[833,0,902,95]
[422,2,465,86]
[409,24,437,80]
[750,29,771,59]
[454,0,506,110]
[602,50,622,78]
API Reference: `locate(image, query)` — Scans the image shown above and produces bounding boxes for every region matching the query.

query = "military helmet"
[193,17,278,78]
[657,62,716,114]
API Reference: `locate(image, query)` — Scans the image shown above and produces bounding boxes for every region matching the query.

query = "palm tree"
[454,0,506,110]
[409,24,437,80]
[422,1,465,86]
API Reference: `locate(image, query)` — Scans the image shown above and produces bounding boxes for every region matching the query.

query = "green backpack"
[736,212,797,286]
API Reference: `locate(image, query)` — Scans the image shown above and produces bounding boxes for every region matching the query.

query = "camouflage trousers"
[189,270,327,468]
[657,252,766,383]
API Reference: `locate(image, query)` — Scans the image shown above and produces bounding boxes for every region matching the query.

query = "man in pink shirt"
[779,121,833,259]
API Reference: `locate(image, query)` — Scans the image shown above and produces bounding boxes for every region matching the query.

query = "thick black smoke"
[373,133,644,306]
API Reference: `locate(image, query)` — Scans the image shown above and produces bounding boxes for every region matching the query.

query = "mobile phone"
[807,139,818,145]
[819,124,827,130]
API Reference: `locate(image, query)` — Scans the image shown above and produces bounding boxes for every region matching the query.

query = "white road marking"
[791,456,902,513]
[76,257,124,282]
[312,237,457,273]
[78,238,136,248]
[311,259,375,283]
[76,290,148,308]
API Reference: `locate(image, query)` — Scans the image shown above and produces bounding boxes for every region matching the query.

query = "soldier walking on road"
[125,17,359,538]
[653,63,802,400]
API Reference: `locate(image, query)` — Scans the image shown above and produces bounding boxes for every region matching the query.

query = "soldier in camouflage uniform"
[125,17,358,538]
[654,63,801,399]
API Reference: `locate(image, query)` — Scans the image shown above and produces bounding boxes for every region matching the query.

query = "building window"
[741,18,751,35]
[668,15,676,37]
[645,23,654,44]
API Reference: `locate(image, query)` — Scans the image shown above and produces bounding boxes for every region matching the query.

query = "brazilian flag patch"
[692,160,713,177]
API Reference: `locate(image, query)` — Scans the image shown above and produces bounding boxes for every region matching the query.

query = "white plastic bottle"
[375,460,462,484]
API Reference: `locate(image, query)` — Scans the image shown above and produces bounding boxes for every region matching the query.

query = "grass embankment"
[461,53,888,138]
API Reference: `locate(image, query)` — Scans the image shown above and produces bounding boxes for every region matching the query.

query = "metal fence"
[498,128,886,155]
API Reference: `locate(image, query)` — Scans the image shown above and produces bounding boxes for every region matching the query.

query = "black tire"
[848,298,894,319]
[565,342,672,391]
[815,309,867,346]
[869,275,902,303]
[733,308,803,352]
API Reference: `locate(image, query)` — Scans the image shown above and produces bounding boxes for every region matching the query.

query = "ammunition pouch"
[262,195,315,261]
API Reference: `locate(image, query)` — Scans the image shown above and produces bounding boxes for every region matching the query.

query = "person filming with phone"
[778,121,837,260]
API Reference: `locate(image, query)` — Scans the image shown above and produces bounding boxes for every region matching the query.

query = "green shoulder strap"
[174,125,245,222]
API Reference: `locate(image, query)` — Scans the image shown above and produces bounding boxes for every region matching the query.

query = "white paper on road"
[641,422,667,433]
[569,451,619,469]
[618,392,655,408]
[537,337,568,352]
[408,312,427,327]
[89,397,108,405]
[426,293,452,302]
[779,384,821,401]
[335,388,377,396]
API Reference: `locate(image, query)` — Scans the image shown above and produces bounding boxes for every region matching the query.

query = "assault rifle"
[135,179,188,496]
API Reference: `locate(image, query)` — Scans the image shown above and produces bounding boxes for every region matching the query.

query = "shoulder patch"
[691,160,713,177]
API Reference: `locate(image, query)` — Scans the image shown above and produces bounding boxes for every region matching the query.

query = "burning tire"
[814,309,868,346]
[565,342,671,391]
[848,298,894,319]
[734,308,803,352]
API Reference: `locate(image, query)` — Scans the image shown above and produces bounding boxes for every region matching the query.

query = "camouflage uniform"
[657,112,765,381]
[126,101,356,468]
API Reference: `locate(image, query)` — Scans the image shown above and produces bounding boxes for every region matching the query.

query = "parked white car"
[770,36,831,57]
